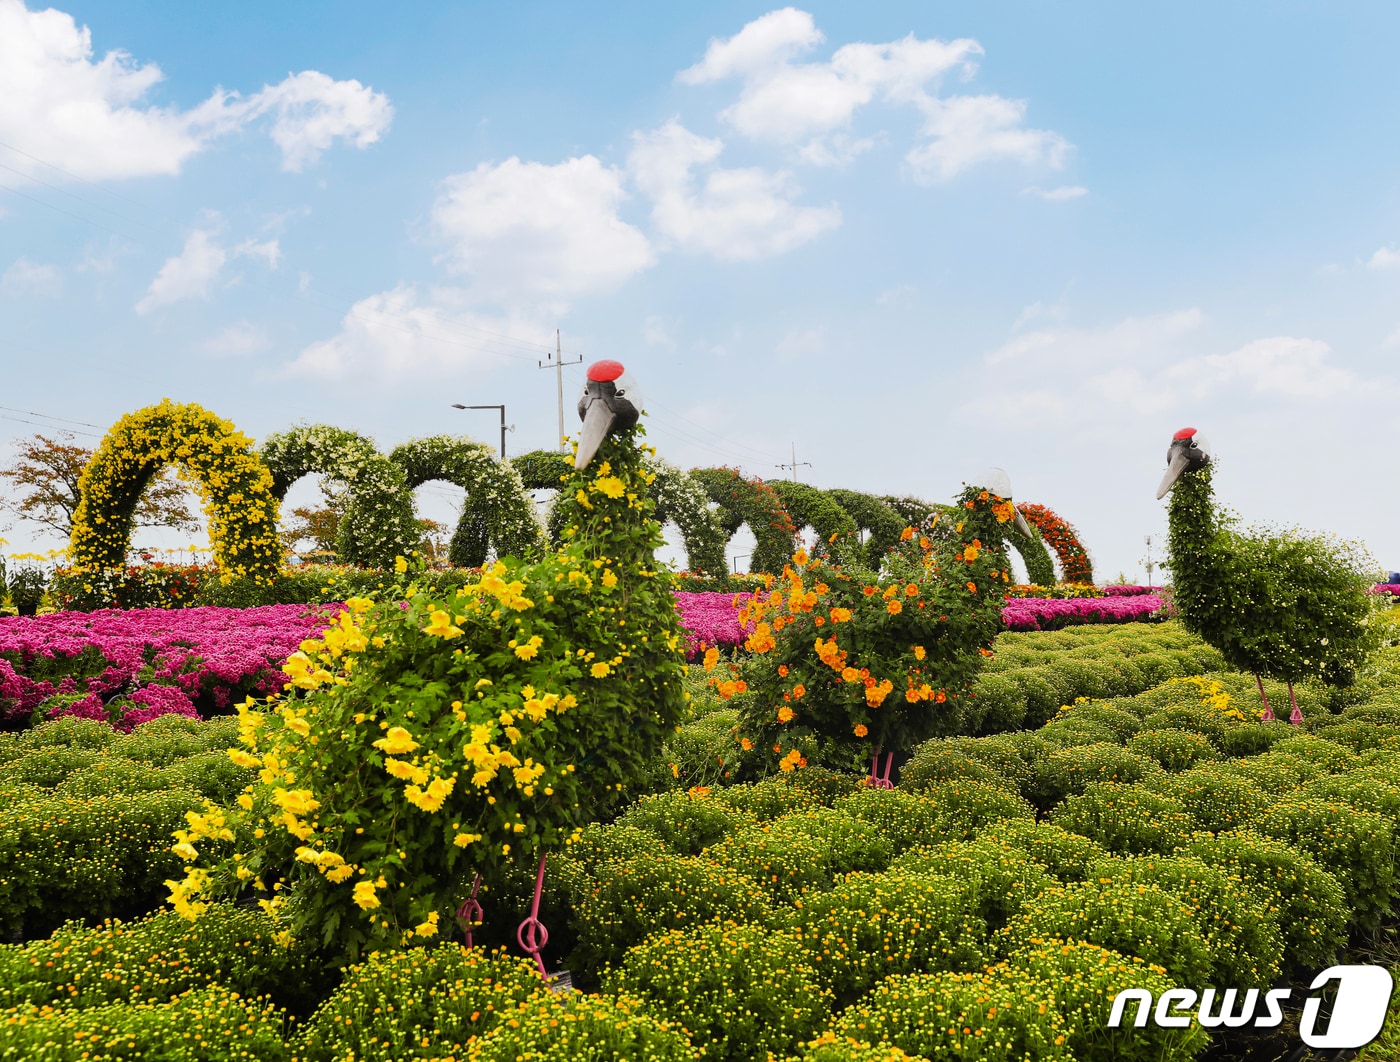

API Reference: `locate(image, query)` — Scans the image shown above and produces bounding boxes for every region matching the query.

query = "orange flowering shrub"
[734,486,1015,772]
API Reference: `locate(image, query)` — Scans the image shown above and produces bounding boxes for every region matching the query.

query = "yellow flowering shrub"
[69,400,281,583]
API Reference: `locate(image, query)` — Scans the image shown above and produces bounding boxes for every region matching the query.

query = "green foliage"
[1126,728,1222,772]
[1031,742,1162,808]
[785,869,990,1003]
[0,986,290,1062]
[1048,783,1194,855]
[465,991,696,1062]
[604,920,831,1062]
[889,839,1052,931]
[615,790,757,856]
[690,467,797,575]
[767,480,857,550]
[294,946,544,1062]
[1144,764,1270,833]
[797,1033,928,1062]
[705,807,892,903]
[838,783,1033,854]
[979,819,1112,882]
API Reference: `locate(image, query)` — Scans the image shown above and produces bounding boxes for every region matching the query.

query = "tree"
[0,432,198,539]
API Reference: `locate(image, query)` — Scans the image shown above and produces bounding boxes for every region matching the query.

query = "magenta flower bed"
[1001,594,1166,632]
[0,604,338,728]
[1370,585,1400,597]
[1100,585,1159,597]
[673,591,748,658]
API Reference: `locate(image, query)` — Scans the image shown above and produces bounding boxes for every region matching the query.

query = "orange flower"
[841,666,859,683]
[829,607,852,623]
[778,664,789,677]
[862,586,877,597]
[886,600,903,615]
[919,537,930,550]
[793,549,809,566]
[814,616,825,626]
[978,490,989,500]
[913,645,926,661]
[966,582,977,594]
[702,646,720,671]
[792,684,806,699]
[777,706,795,724]
[853,724,868,738]
[899,527,914,541]
[963,543,980,562]
[905,688,920,703]
[740,737,754,750]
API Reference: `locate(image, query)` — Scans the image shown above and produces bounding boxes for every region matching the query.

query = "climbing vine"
[1007,526,1057,587]
[390,435,543,568]
[69,400,280,582]
[260,425,419,569]
[827,488,907,567]
[690,468,797,575]
[1018,503,1094,584]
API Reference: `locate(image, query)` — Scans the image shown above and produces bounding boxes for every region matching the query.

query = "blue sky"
[5,0,1400,581]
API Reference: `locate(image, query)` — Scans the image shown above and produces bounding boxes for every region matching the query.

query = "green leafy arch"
[690,467,796,574]
[647,457,729,576]
[510,449,573,491]
[766,481,857,554]
[388,435,544,568]
[69,400,281,581]
[882,495,1057,586]
[826,488,906,566]
[260,425,418,569]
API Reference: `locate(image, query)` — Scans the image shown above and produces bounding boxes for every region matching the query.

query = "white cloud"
[1,258,61,298]
[628,119,840,260]
[988,308,1203,368]
[1367,246,1400,270]
[1023,184,1087,201]
[200,320,268,358]
[776,324,826,362]
[876,284,915,307]
[678,8,1065,182]
[643,316,676,348]
[1172,337,1358,401]
[135,221,279,314]
[431,155,654,304]
[282,285,549,380]
[0,0,391,181]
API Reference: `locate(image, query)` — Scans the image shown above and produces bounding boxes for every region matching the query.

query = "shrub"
[52,758,170,797]
[1269,734,1356,773]
[1063,703,1144,742]
[660,710,739,789]
[968,671,1028,732]
[615,790,757,856]
[0,744,104,788]
[829,970,1071,1062]
[897,745,1002,790]
[835,785,1032,855]
[1313,721,1400,753]
[571,854,771,970]
[1215,721,1294,758]
[1048,783,1195,856]
[1145,765,1269,834]
[1003,940,1208,1062]
[952,734,1039,792]
[1032,745,1162,810]
[894,779,1035,840]
[1253,798,1397,931]
[705,808,891,903]
[295,946,543,1062]
[1089,855,1285,986]
[0,985,290,1062]
[1301,774,1400,830]
[711,776,823,821]
[785,868,989,1003]
[798,1032,926,1062]
[1216,751,1328,793]
[979,819,1111,882]
[1036,720,1120,748]
[1126,728,1221,773]
[1184,830,1347,972]
[466,991,695,1062]
[1000,879,1215,986]
[604,921,831,1062]
[0,904,325,1015]
[159,749,257,803]
[889,839,1052,930]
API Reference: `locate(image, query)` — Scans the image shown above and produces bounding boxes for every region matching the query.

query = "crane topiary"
[1156,427,1379,723]
[168,360,689,969]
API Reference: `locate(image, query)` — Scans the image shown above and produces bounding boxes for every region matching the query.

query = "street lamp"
[450,404,514,459]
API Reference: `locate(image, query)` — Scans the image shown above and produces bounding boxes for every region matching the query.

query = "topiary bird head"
[576,360,640,469]
[1155,427,1212,499]
[970,466,1035,538]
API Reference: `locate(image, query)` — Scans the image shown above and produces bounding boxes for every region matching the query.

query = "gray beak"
[1155,451,1191,500]
[575,400,616,470]
[1013,506,1033,539]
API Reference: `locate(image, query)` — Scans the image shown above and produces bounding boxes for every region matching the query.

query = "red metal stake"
[866,748,893,789]
[1255,674,1274,722]
[455,874,483,948]
[1287,681,1303,726]
[516,852,550,978]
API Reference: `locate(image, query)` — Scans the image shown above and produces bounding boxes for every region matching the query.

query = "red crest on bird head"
[587,359,625,382]
[1173,427,1197,441]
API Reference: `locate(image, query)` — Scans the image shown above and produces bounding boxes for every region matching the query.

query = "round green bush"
[1145,765,1269,834]
[0,745,104,788]
[466,991,696,1062]
[798,1032,929,1062]
[705,808,891,903]
[1215,751,1328,793]
[830,970,1071,1062]
[1064,703,1144,742]
[1253,798,1397,931]
[1036,720,1121,749]
[51,758,170,798]
[889,838,1052,931]
[978,819,1111,882]
[571,854,772,970]
[1269,734,1356,772]
[1313,721,1400,754]
[158,749,257,803]
[1214,720,1294,758]
[1000,879,1215,986]
[897,745,1002,791]
[604,920,832,1062]
[711,776,822,821]
[1301,774,1400,830]
[1137,705,1229,745]
[785,868,989,1004]
[1032,745,1163,810]
[615,790,757,856]
[1048,783,1195,856]
[1126,728,1221,773]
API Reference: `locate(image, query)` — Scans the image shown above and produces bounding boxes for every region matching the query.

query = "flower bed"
[0,605,336,727]
[1001,594,1166,632]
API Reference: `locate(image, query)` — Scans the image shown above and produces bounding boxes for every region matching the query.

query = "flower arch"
[767,481,857,555]
[647,456,728,576]
[1017,502,1093,584]
[260,425,419,569]
[689,467,796,574]
[389,435,544,568]
[69,400,281,581]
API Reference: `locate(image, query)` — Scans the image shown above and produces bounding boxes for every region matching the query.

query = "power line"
[0,405,103,429]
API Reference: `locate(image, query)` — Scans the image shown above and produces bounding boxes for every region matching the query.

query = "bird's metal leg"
[516,852,550,978]
[881,752,895,787]
[1255,674,1274,722]
[866,748,894,789]
[455,873,483,948]
[1287,682,1303,726]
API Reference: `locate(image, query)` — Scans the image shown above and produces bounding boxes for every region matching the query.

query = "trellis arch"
[827,488,906,566]
[690,467,796,574]
[69,400,281,581]
[767,481,857,555]
[389,435,544,568]
[648,458,728,576]
[260,425,418,569]
[1018,503,1093,584]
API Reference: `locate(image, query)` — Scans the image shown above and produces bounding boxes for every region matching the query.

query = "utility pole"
[538,329,583,454]
[1141,534,1157,588]
[775,442,811,482]
[450,404,513,459]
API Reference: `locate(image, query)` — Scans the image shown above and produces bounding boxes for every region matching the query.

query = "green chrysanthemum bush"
[603,920,832,1062]
[69,400,282,584]
[797,1031,928,1062]
[709,774,827,821]
[830,969,1072,1062]
[1048,783,1195,856]
[978,819,1112,883]
[896,743,1007,791]
[785,868,991,1004]
[835,784,1033,855]
[170,431,689,961]
[1031,744,1163,810]
[1183,830,1347,972]
[0,985,290,1062]
[888,839,1052,932]
[704,807,892,903]
[465,990,696,1062]
[293,946,544,1062]
[1300,773,1400,830]
[1143,764,1270,834]
[1125,728,1222,773]
[615,789,757,856]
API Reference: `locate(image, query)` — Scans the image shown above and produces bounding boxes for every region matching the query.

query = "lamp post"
[450,404,512,459]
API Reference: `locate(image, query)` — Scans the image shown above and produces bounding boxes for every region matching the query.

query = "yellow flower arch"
[69,400,281,582]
